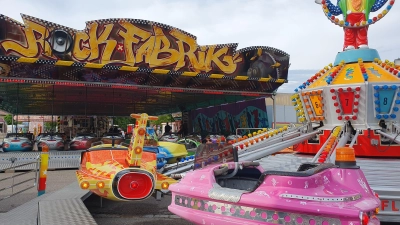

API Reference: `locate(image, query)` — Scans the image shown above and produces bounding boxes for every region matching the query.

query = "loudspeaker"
[0,63,10,76]
[49,30,73,54]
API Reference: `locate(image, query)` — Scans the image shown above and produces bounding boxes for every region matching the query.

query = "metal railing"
[0,156,39,201]
[235,128,269,136]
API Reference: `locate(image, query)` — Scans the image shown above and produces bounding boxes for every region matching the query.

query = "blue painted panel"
[334,49,380,66]
[378,90,396,114]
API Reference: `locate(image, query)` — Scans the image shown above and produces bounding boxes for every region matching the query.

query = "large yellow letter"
[149,26,180,67]
[205,46,236,74]
[87,23,116,62]
[1,20,52,58]
[170,30,206,72]
[118,21,152,65]
[72,32,91,61]
[135,36,155,64]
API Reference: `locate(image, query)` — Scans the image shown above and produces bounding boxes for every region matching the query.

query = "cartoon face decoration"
[0,63,10,76]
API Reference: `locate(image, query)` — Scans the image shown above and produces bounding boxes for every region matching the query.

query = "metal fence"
[0,156,39,201]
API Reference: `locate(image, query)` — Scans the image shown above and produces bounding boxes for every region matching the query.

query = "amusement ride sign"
[0,14,290,80]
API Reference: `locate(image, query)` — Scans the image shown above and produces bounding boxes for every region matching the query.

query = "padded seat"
[218,177,259,191]
[215,167,263,191]
[248,163,337,192]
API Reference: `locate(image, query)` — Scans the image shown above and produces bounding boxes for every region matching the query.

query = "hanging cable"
[375,129,400,152]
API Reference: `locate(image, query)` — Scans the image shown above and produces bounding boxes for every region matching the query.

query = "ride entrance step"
[0,181,96,225]
[38,182,95,225]
[0,192,47,225]
[39,198,97,225]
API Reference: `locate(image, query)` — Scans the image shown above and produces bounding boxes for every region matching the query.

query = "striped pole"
[38,145,49,196]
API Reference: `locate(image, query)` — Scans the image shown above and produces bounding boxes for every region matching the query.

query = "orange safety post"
[38,145,49,196]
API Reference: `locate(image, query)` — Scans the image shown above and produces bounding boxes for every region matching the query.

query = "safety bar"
[236,128,270,136]
[0,161,38,172]
[164,130,319,176]
[392,123,400,132]
[240,130,322,162]
[376,130,400,145]
[232,123,308,148]
[0,156,39,201]
[0,169,34,182]
[328,131,351,163]
[349,130,360,147]
[311,126,344,163]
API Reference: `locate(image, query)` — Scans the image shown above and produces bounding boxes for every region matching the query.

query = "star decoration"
[116,43,124,52]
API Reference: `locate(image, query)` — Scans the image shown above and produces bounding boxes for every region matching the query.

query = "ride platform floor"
[0,169,96,225]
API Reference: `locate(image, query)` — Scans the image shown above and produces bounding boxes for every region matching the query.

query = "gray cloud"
[2,0,399,93]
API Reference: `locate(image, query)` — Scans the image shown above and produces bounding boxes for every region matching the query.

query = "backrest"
[248,163,337,192]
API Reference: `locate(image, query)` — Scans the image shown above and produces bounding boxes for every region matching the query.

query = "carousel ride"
[167,0,400,224]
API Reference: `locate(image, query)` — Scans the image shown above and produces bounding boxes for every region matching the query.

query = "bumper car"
[69,133,99,150]
[160,133,179,142]
[177,134,201,153]
[168,144,380,225]
[2,133,33,152]
[157,141,189,164]
[37,133,65,151]
[101,133,124,145]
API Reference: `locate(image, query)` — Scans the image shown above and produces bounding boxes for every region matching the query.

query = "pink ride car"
[168,145,380,225]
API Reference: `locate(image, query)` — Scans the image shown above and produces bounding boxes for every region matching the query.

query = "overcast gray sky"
[1,0,399,93]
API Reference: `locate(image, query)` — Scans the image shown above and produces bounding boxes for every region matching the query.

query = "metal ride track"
[163,124,317,176]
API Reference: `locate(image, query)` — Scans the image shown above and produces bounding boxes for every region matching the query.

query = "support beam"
[376,130,400,145]
[272,95,276,129]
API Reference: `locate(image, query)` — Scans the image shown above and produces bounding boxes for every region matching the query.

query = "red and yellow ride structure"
[76,113,176,201]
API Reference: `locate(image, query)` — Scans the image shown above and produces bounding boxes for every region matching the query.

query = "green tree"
[44,121,57,132]
[112,114,174,131]
[113,116,136,131]
[3,114,22,125]
[4,114,13,125]
[153,114,174,125]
